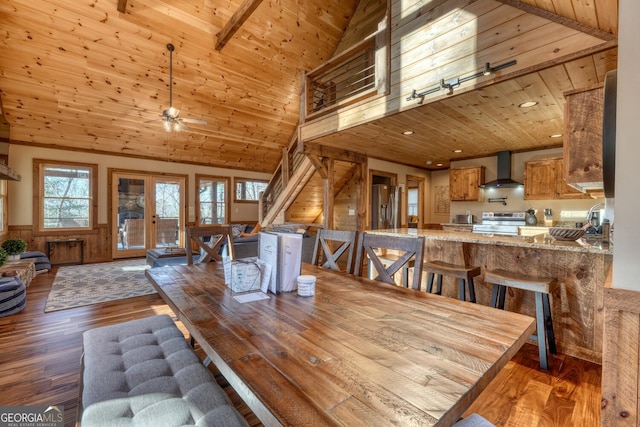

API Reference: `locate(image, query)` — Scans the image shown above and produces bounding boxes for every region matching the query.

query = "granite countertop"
[371,228,612,255]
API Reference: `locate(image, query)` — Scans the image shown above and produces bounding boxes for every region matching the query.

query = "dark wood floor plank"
[0,265,602,427]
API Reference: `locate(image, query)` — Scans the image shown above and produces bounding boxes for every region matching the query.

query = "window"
[34,160,97,232]
[197,175,229,224]
[407,188,418,216]
[234,178,268,202]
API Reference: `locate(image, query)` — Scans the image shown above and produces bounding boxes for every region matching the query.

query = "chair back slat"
[185,225,234,265]
[312,229,357,274]
[354,232,425,289]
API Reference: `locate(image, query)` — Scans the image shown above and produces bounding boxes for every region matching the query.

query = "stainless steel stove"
[472,211,526,236]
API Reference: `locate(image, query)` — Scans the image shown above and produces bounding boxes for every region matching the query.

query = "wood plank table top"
[146,262,535,427]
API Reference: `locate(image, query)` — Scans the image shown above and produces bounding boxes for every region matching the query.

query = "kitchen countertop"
[371,228,612,255]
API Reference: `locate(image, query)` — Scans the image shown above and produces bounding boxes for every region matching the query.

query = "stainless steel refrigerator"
[371,184,399,229]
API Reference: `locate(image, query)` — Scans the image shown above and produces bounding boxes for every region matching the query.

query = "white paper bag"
[258,231,302,293]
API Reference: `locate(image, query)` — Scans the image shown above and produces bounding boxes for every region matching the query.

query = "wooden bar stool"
[484,269,559,370]
[424,260,480,302]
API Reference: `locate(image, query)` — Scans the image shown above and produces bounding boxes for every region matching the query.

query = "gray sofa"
[146,223,317,266]
[232,233,315,262]
[80,315,247,427]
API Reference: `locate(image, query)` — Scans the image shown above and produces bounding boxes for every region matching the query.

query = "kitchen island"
[372,228,611,364]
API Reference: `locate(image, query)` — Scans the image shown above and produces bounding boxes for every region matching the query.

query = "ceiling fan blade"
[180,118,208,125]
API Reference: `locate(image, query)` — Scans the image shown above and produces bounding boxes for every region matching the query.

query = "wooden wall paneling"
[357,159,367,231]
[602,283,640,425]
[284,171,324,225]
[8,224,111,264]
[299,0,615,170]
[422,238,608,363]
[332,162,360,231]
[563,85,605,188]
[323,159,335,229]
[335,0,387,56]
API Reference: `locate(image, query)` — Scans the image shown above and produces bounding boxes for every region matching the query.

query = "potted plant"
[0,247,7,267]
[1,238,28,262]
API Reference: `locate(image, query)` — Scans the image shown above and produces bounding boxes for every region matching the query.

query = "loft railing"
[304,38,379,119]
[260,30,387,223]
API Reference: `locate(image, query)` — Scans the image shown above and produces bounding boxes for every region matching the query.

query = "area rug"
[44,259,156,312]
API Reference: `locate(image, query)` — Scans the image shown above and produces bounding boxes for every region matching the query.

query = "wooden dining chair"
[185,225,234,265]
[311,229,357,274]
[354,232,425,289]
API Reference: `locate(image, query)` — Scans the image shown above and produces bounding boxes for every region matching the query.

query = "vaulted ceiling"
[0,0,359,172]
[0,0,618,173]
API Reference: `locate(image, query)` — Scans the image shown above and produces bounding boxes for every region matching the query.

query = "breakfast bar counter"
[372,228,612,363]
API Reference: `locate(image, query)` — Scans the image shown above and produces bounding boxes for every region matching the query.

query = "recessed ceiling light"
[426,160,432,165]
[550,133,563,138]
[402,130,414,135]
[436,163,444,167]
[453,149,462,153]
[518,101,538,108]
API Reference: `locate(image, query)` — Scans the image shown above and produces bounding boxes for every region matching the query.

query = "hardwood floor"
[0,266,601,426]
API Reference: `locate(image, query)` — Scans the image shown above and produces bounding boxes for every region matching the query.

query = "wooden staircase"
[259,137,316,226]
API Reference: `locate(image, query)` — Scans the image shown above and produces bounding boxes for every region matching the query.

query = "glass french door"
[113,172,185,258]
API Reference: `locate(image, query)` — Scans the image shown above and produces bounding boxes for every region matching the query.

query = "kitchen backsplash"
[448,186,606,225]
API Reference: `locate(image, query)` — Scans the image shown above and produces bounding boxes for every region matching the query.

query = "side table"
[46,238,85,265]
[0,258,36,288]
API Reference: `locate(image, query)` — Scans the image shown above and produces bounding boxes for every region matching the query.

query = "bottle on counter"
[602,219,610,243]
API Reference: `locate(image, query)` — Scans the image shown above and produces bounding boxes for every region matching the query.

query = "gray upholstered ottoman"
[80,315,248,427]
[0,276,26,317]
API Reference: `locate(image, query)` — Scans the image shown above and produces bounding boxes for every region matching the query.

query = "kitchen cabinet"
[449,166,484,201]
[563,85,604,192]
[524,158,591,200]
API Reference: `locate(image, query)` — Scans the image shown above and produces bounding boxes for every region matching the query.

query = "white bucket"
[297,275,316,297]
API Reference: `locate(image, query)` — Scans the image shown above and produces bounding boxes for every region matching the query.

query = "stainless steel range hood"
[480,150,522,188]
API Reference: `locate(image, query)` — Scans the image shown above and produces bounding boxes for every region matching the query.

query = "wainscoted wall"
[9,224,111,264]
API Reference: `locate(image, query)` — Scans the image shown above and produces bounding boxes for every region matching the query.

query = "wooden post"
[323,159,334,229]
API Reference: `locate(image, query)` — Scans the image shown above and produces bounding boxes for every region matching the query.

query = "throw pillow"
[231,224,247,238]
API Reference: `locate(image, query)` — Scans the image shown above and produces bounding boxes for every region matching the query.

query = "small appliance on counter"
[525,209,538,226]
[544,208,554,226]
[472,211,526,236]
[584,203,606,236]
[455,214,474,224]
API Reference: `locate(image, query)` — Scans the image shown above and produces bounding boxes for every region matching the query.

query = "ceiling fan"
[152,43,208,132]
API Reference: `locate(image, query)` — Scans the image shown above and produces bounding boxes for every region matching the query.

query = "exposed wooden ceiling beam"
[298,141,367,164]
[307,155,328,179]
[495,0,617,41]
[117,0,127,13]
[215,0,265,51]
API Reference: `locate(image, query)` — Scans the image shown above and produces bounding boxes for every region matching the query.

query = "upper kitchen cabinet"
[563,86,604,193]
[524,158,591,200]
[450,166,484,201]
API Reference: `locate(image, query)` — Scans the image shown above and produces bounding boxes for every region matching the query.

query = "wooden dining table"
[145,262,535,427]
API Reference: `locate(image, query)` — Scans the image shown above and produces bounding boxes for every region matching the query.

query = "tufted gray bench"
[79,314,248,427]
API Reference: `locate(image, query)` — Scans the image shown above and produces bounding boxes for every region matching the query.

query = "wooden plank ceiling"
[0,0,617,173]
[0,0,358,173]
